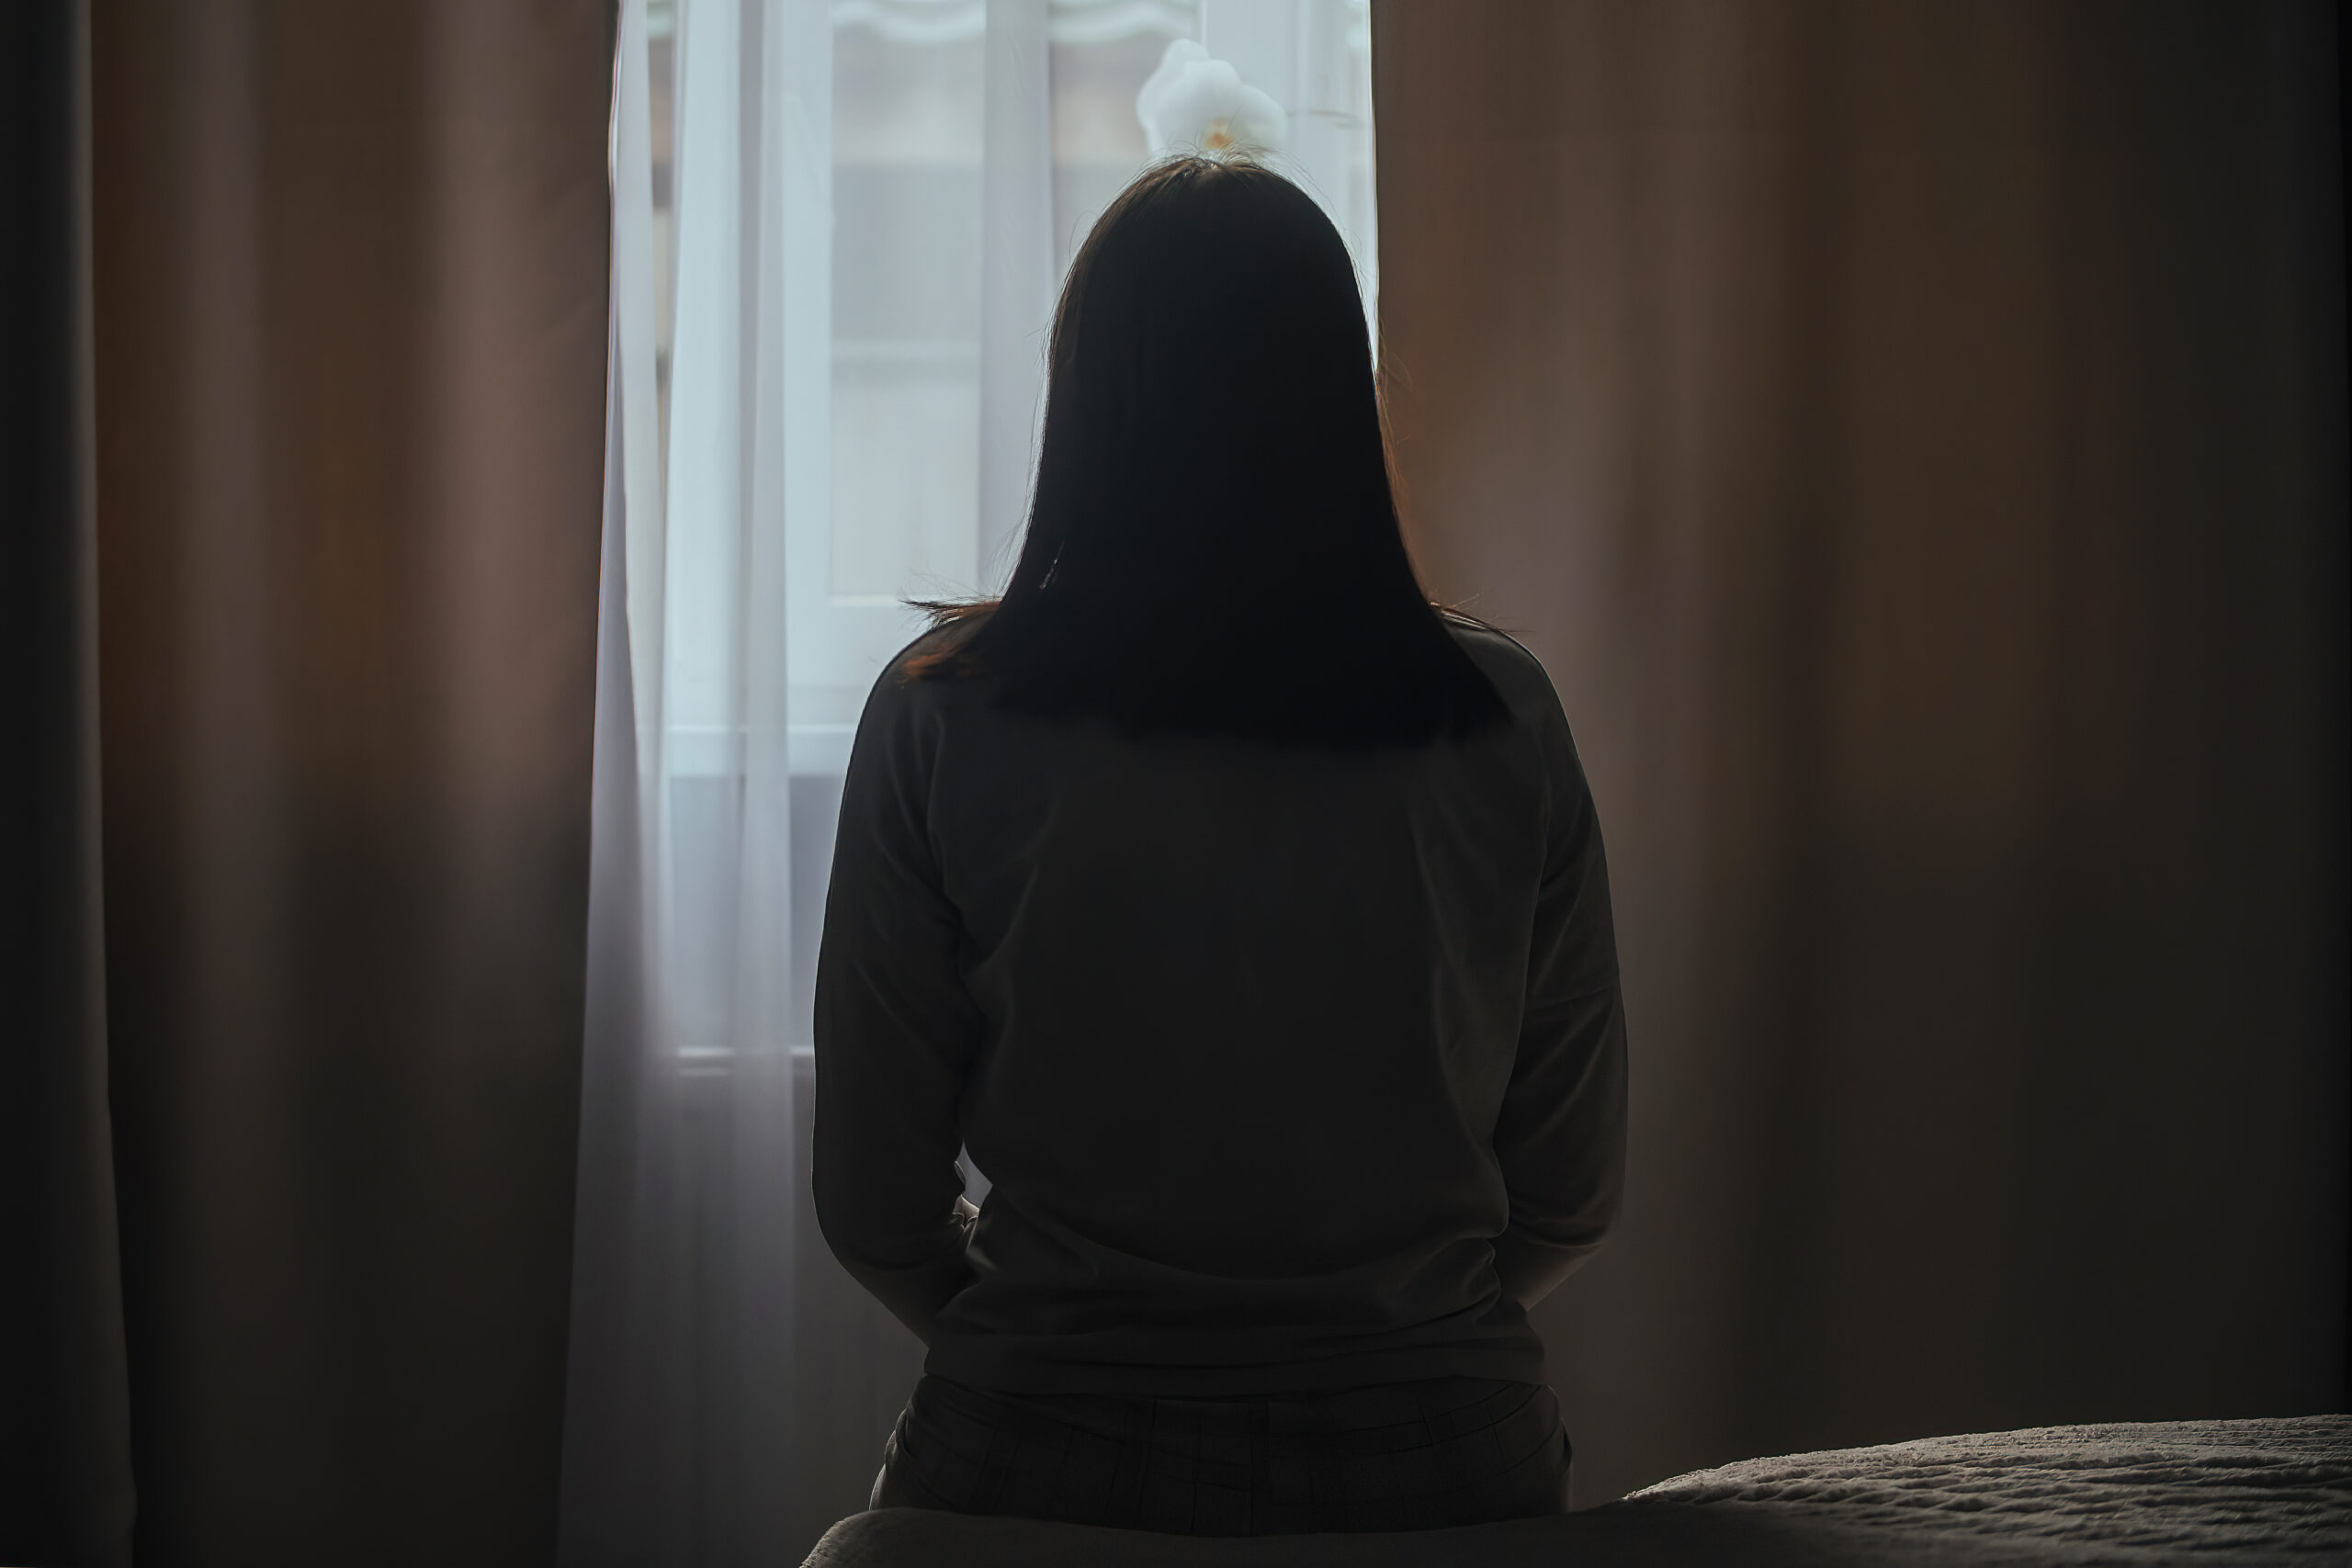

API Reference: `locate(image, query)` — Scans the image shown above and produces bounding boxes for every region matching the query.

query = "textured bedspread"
[799,1415,2351,1566]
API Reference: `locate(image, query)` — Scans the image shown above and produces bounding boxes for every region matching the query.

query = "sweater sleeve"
[811,654,985,1347]
[1489,672,1629,1313]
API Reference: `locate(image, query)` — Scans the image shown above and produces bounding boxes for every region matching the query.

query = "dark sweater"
[811,615,1627,1398]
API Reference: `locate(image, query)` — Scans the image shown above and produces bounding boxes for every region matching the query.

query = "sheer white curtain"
[561,3,1374,1562]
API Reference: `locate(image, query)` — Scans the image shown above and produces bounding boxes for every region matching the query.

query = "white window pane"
[830,359,981,598]
[831,20,987,608]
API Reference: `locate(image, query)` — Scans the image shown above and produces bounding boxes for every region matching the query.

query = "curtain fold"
[83,3,615,1561]
[563,9,830,1562]
[1,2,136,1563]
[1376,0,2348,1508]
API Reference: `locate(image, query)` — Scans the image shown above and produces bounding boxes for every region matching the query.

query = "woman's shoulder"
[845,617,964,725]
[1436,610,1560,719]
[866,604,1564,747]
[871,608,993,693]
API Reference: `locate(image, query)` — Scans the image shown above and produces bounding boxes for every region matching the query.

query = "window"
[619,0,1374,1062]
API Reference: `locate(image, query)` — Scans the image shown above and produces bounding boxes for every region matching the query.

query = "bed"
[798,1415,2351,1566]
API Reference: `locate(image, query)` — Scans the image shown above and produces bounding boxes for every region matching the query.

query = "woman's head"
[909,155,1510,750]
[1030,157,1385,595]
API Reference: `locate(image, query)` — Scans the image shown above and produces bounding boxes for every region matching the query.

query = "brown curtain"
[49,2,616,1562]
[2,2,136,1563]
[1377,0,2348,1506]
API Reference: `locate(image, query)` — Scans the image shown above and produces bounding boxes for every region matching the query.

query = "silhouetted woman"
[813,154,1627,1537]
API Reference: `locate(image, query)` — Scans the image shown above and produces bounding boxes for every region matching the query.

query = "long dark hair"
[902,154,1514,750]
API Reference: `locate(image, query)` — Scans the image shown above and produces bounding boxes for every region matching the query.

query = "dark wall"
[1377,0,2348,1505]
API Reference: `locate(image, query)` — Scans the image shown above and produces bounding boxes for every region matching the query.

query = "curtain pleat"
[1376,0,2348,1506]
[558,304,695,1568]
[565,8,834,1562]
[85,3,614,1562]
[0,2,136,1563]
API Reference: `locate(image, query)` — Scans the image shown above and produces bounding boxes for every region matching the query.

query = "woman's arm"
[811,658,985,1347]
[1491,682,1629,1312]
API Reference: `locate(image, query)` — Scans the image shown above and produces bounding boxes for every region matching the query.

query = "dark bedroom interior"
[4,3,2346,1565]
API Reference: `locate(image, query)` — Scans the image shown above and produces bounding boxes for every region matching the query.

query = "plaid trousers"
[868,1373,1572,1537]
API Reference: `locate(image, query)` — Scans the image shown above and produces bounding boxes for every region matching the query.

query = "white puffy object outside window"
[1137,39,1289,153]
